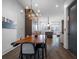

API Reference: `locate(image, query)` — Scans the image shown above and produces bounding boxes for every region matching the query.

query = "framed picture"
[2,16,16,29]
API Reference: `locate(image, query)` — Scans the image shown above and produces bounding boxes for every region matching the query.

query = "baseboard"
[63,48,77,58]
[2,45,19,56]
[67,49,77,57]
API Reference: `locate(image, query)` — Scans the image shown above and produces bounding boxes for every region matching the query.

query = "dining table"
[11,35,46,46]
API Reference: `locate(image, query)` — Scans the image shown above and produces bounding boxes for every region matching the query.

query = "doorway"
[68,0,77,55]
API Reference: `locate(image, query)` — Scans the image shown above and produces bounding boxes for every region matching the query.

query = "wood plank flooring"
[2,36,76,59]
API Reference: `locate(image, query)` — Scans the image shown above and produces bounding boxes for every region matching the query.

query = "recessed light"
[64,4,67,8]
[35,3,38,7]
[20,10,24,13]
[26,6,29,9]
[56,5,59,8]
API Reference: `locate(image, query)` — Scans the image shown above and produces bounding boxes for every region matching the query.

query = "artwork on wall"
[2,16,16,29]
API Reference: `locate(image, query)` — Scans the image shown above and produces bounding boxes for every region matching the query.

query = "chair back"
[21,43,35,54]
[45,32,53,38]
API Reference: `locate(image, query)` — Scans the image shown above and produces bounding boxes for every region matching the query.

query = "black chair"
[19,42,37,59]
[57,35,60,37]
[45,32,53,38]
[36,42,47,59]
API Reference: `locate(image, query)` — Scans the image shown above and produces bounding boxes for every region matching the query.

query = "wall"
[2,0,25,55]
[64,0,74,49]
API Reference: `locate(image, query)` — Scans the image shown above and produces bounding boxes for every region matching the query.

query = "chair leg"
[19,53,21,59]
[30,55,31,59]
[34,54,36,59]
[42,48,44,59]
[21,54,23,59]
[45,46,47,59]
[19,49,21,59]
[38,49,39,59]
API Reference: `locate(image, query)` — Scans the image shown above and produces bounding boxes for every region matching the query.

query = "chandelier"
[25,0,40,20]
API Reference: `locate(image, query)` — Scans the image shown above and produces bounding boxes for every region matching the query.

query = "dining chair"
[45,32,53,38]
[20,42,36,59]
[36,41,47,59]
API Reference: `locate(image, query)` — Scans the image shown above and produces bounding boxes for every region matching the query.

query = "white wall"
[2,0,25,55]
[64,0,74,49]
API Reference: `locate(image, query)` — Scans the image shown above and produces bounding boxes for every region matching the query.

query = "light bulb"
[36,13,39,16]
[28,14,31,17]
[56,5,59,8]
[37,9,40,13]
[35,3,38,7]
[20,10,23,13]
[26,6,29,9]
[47,23,50,26]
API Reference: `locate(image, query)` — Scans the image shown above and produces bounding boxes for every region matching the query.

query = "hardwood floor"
[46,46,76,59]
[46,36,76,59]
[2,35,76,59]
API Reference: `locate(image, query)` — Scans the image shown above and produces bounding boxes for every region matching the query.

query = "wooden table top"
[16,35,46,44]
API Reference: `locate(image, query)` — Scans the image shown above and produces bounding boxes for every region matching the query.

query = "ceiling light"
[32,14,35,17]
[56,5,59,8]
[35,3,38,7]
[64,4,68,8]
[26,6,29,9]
[20,10,24,13]
[37,10,40,13]
[28,14,31,17]
[36,13,39,16]
[47,23,50,26]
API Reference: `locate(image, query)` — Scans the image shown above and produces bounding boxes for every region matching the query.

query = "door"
[68,1,77,55]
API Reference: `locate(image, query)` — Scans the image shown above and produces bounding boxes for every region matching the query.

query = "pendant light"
[47,16,50,26]
[47,16,50,30]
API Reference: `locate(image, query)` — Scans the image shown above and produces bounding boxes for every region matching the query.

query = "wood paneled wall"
[25,9,32,36]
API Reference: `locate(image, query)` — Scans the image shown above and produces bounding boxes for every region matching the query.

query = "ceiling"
[17,0,67,17]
